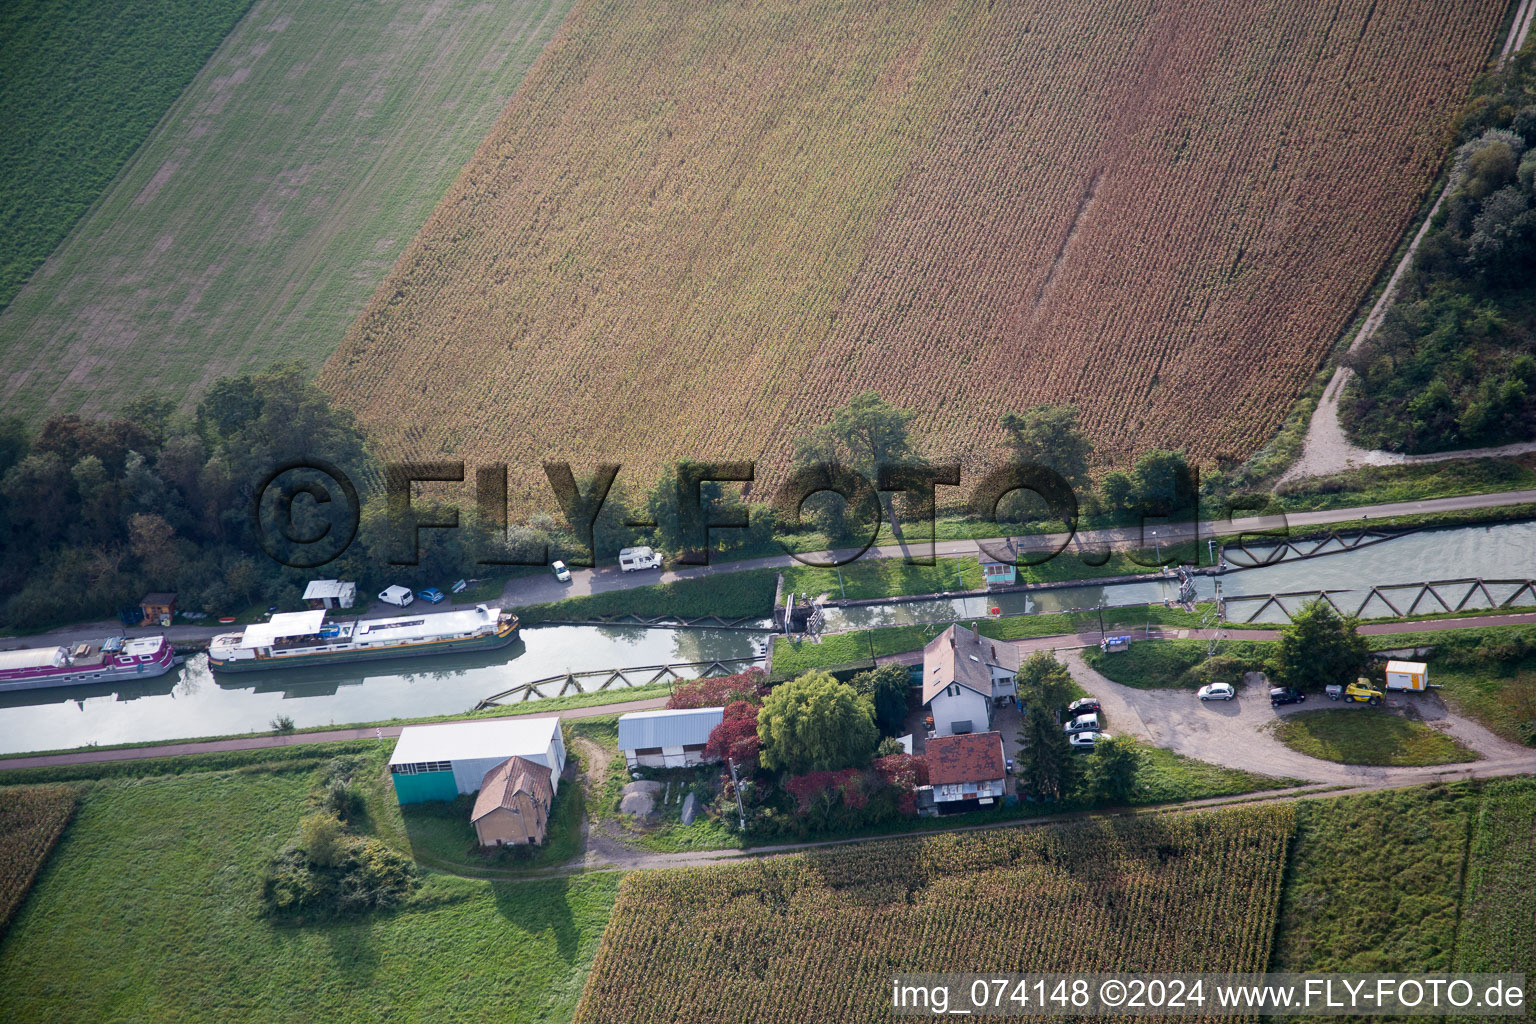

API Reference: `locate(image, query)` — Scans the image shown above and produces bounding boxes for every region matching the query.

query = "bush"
[260,836,416,920]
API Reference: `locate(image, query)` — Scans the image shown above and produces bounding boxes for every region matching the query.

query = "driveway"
[1057,650,1536,786]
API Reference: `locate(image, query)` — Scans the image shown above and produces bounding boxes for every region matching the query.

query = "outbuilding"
[303,579,357,610]
[471,756,555,846]
[925,731,1007,812]
[1385,660,1429,692]
[617,706,724,768]
[139,592,177,627]
[389,717,565,804]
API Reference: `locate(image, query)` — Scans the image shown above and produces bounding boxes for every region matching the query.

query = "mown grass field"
[322,0,1505,500]
[0,0,255,309]
[1271,781,1532,976]
[0,0,573,420]
[0,756,620,1023]
[1272,708,1478,766]
[573,805,1295,1023]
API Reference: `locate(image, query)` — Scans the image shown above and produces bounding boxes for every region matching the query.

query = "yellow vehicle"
[1343,679,1383,705]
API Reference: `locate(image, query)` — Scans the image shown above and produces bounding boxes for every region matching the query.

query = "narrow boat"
[208,604,518,673]
[0,636,177,692]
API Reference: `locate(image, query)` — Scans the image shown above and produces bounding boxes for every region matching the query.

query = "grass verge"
[1272,708,1478,766]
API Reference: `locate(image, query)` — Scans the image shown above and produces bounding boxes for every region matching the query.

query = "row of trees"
[1341,50,1536,453]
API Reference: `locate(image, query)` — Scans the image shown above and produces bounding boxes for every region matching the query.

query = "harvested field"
[572,804,1294,1023]
[321,0,1505,503]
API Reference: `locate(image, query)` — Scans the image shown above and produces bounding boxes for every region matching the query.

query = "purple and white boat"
[0,636,177,693]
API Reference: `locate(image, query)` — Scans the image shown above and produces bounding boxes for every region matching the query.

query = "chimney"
[949,633,955,649]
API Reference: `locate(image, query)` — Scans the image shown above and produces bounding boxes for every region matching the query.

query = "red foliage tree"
[783,769,861,813]
[704,700,762,764]
[667,668,768,709]
[874,753,929,816]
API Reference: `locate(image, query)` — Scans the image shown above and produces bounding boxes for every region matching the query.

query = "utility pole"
[728,757,747,831]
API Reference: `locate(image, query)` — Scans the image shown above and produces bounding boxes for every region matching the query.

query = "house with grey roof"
[922,624,1019,737]
[616,706,725,768]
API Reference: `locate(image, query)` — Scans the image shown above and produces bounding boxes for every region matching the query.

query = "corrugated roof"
[471,756,554,821]
[926,731,1006,785]
[390,717,560,766]
[616,706,724,750]
[922,624,1018,703]
[303,579,354,599]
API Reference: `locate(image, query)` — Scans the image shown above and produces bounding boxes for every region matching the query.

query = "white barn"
[922,624,1019,737]
[389,717,565,804]
[617,706,724,768]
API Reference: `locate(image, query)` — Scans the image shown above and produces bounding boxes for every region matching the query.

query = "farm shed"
[617,706,724,768]
[1385,660,1428,692]
[139,593,176,627]
[922,624,1018,737]
[302,579,356,610]
[389,717,565,804]
[471,756,554,846]
[925,731,1007,812]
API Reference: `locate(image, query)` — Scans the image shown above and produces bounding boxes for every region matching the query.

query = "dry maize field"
[571,805,1295,1024]
[321,0,1506,499]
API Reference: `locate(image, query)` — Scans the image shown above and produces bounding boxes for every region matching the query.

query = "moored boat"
[208,604,517,673]
[0,635,177,692]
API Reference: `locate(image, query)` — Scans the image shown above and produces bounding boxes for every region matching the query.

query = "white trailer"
[1384,660,1428,692]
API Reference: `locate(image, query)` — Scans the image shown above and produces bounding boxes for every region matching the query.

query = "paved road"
[0,695,670,772]
[5,489,1533,652]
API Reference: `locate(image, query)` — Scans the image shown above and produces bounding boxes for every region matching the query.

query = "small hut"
[139,593,177,627]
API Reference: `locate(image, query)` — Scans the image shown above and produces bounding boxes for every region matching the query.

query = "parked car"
[552,560,571,583]
[417,587,446,604]
[1066,697,1102,717]
[378,585,414,607]
[1269,686,1306,706]
[1064,713,1101,735]
[1005,758,1015,775]
[1197,682,1236,702]
[1069,731,1111,750]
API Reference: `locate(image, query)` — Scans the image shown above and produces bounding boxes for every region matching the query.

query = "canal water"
[821,520,1536,629]
[1,520,1530,755]
[0,624,767,756]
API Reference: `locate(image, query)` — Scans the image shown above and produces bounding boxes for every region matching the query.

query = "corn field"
[572,804,1295,1023]
[320,0,1504,504]
[0,784,76,932]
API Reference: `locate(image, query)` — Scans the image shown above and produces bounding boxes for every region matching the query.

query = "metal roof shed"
[389,717,566,803]
[616,707,724,768]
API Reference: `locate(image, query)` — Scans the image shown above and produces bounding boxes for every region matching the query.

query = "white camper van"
[618,546,662,572]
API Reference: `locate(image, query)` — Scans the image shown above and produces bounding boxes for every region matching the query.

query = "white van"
[378,585,414,607]
[618,546,662,572]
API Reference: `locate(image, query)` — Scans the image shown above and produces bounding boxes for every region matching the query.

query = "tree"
[1015,651,1076,712]
[852,663,911,737]
[757,671,878,775]
[1269,599,1369,691]
[298,811,347,868]
[999,405,1094,492]
[793,391,917,480]
[1018,701,1077,801]
[1085,736,1140,803]
[128,512,181,582]
[704,701,762,765]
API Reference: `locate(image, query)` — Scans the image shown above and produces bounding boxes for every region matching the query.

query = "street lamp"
[1151,529,1164,566]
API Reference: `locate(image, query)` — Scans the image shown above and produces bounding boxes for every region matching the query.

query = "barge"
[208,604,517,673]
[0,635,177,692]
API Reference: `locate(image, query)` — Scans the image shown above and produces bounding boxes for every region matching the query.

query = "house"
[302,579,357,610]
[388,717,565,804]
[616,706,724,768]
[471,756,554,846]
[922,623,1018,736]
[139,592,177,627]
[925,731,1007,812]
